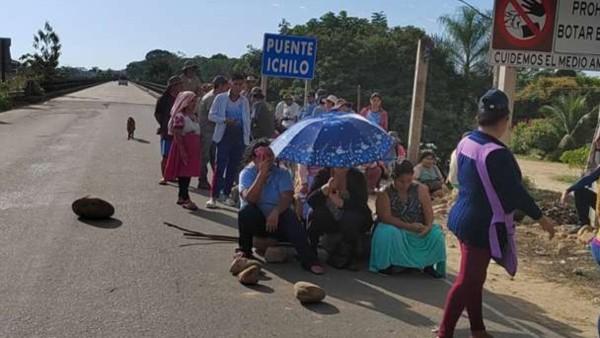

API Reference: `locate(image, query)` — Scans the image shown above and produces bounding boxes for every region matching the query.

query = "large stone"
[72,196,115,219]
[229,257,261,276]
[294,281,326,303]
[577,226,595,245]
[238,265,260,285]
[264,247,288,263]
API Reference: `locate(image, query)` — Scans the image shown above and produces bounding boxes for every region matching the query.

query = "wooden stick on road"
[164,221,238,242]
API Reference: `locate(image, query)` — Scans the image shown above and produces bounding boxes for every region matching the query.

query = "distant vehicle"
[118,76,128,86]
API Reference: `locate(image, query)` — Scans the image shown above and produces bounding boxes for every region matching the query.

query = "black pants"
[178,176,191,200]
[238,204,318,266]
[308,207,370,259]
[574,188,596,225]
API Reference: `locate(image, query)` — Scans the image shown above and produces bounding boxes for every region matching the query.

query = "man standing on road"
[207,74,251,209]
[195,75,229,191]
[250,87,274,140]
[154,76,183,185]
[180,60,201,93]
[241,75,257,101]
[311,89,328,118]
[299,91,316,120]
[275,94,300,132]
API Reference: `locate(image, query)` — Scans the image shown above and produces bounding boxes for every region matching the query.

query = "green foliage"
[437,6,491,78]
[126,9,492,164]
[19,21,61,82]
[515,73,600,121]
[540,94,593,150]
[0,83,11,111]
[560,146,590,169]
[511,119,561,156]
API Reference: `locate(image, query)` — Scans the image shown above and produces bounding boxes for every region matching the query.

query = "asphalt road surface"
[0,83,576,338]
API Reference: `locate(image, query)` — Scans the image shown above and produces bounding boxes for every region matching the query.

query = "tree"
[438,6,490,79]
[20,21,61,82]
[540,94,594,150]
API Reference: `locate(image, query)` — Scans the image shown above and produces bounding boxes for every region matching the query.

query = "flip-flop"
[309,263,325,275]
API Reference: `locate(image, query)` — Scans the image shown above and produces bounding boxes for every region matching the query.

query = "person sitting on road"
[163,91,201,210]
[307,167,372,270]
[236,139,325,275]
[560,165,600,233]
[414,151,445,198]
[369,160,446,278]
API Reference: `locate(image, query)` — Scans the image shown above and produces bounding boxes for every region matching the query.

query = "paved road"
[0,83,579,337]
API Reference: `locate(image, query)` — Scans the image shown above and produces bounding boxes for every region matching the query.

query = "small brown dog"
[127,117,136,140]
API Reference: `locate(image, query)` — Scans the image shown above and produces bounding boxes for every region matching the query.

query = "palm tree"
[438,6,490,79]
[540,94,593,150]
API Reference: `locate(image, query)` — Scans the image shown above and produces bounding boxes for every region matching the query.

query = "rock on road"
[0,83,576,337]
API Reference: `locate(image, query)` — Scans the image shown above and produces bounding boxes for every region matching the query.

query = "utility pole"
[407,39,430,163]
[260,75,268,99]
[497,65,517,144]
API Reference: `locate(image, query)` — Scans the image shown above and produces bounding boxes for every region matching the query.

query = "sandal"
[182,201,198,210]
[309,263,325,275]
[176,198,187,205]
[159,178,168,185]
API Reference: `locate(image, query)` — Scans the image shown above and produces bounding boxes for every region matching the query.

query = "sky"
[0,0,493,70]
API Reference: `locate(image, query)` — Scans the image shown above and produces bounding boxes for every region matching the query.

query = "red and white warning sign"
[490,0,600,71]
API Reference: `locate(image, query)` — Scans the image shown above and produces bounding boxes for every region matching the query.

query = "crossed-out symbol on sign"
[502,0,550,41]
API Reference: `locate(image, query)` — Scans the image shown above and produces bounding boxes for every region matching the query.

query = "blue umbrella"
[270,113,394,167]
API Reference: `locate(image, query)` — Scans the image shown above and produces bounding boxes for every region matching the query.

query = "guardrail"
[1,79,110,112]
[135,81,166,94]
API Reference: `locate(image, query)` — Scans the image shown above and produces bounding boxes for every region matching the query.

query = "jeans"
[574,188,596,225]
[211,127,245,199]
[238,204,318,267]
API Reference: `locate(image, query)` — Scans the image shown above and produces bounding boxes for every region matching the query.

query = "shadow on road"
[133,138,151,144]
[302,301,340,315]
[77,217,123,229]
[0,121,11,125]
[260,262,583,337]
[244,284,275,294]
[188,209,237,229]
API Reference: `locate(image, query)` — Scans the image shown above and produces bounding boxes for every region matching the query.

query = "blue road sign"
[261,33,317,80]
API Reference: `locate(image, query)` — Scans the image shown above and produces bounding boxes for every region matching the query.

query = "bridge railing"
[135,81,166,94]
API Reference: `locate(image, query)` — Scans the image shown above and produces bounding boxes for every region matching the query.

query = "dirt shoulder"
[517,158,581,193]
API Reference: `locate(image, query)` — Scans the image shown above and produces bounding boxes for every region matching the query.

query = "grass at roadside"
[552,174,579,184]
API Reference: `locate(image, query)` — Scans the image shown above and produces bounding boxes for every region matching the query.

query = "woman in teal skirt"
[369,160,446,278]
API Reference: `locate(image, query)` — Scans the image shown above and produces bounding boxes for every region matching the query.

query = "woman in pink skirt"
[164,91,202,210]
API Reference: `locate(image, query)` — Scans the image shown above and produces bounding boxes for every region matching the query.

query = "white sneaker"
[206,198,218,209]
[223,198,237,207]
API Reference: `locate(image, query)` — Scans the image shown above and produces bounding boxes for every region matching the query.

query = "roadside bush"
[0,93,11,111]
[0,83,11,111]
[560,145,589,169]
[511,119,560,156]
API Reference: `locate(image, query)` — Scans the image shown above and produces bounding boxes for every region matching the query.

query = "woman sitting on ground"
[414,151,445,198]
[236,139,324,274]
[307,167,372,270]
[369,160,446,277]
